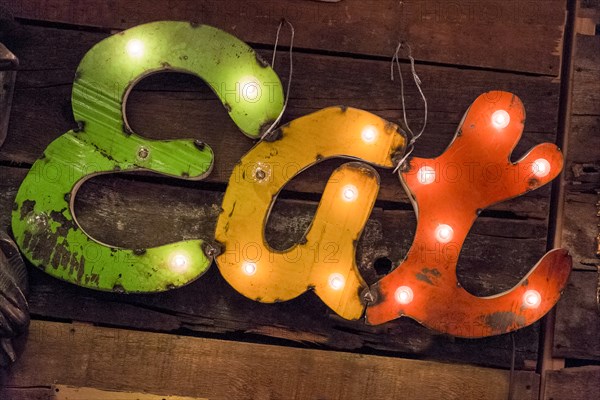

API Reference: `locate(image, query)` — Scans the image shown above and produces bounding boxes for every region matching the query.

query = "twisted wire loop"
[261,19,295,141]
[391,42,428,173]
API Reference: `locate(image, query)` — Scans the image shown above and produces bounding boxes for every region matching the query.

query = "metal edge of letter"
[11,21,284,293]
[365,91,572,337]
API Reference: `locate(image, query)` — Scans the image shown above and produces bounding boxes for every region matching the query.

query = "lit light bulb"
[395,286,414,305]
[169,253,189,273]
[328,273,345,291]
[435,224,454,243]
[342,184,358,202]
[242,262,257,276]
[491,110,510,129]
[532,158,551,178]
[417,166,436,185]
[361,126,378,143]
[240,77,261,102]
[523,290,541,309]
[126,39,145,58]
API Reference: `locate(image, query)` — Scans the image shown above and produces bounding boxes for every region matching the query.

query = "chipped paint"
[12,21,284,293]
[215,107,406,320]
[366,91,572,337]
[484,312,526,333]
[415,268,441,286]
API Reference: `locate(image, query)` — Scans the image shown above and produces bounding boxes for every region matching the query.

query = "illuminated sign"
[365,92,571,337]
[9,21,571,337]
[11,21,284,292]
[215,107,406,320]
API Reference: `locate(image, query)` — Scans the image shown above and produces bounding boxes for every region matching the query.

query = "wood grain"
[553,270,600,360]
[0,387,53,400]
[3,0,567,74]
[53,385,208,400]
[0,7,574,386]
[553,30,600,361]
[1,24,559,215]
[571,35,600,116]
[0,165,544,368]
[562,191,600,271]
[0,67,16,148]
[565,35,600,203]
[3,321,541,400]
[544,366,600,400]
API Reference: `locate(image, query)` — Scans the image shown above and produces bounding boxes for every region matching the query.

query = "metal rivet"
[255,168,266,181]
[137,147,149,160]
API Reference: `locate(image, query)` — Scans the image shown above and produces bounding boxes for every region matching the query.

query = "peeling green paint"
[12,21,284,292]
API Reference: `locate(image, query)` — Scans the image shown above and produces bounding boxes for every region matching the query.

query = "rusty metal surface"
[11,21,284,293]
[215,106,406,320]
[365,91,572,337]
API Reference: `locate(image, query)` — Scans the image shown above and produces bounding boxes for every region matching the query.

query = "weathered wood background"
[0,0,598,399]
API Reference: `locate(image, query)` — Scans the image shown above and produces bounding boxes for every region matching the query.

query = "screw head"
[137,147,149,160]
[255,168,266,181]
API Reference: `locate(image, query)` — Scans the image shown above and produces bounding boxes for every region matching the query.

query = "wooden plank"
[565,115,600,189]
[0,386,210,400]
[0,165,545,368]
[0,16,563,373]
[562,38,600,269]
[571,36,600,116]
[562,121,599,274]
[3,0,567,75]
[22,265,542,369]
[551,15,600,366]
[0,166,550,289]
[3,321,540,400]
[0,387,53,400]
[1,24,559,216]
[562,191,600,271]
[553,270,600,360]
[581,0,600,10]
[53,385,208,400]
[0,44,17,148]
[543,366,600,400]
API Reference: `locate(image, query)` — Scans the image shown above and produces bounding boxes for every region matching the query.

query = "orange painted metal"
[365,91,572,337]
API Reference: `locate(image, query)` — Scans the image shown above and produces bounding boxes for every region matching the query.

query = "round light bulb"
[361,126,378,143]
[126,39,145,58]
[417,166,436,185]
[169,253,189,273]
[491,110,510,129]
[395,286,414,305]
[523,290,541,308]
[244,84,259,100]
[240,77,261,102]
[435,224,454,243]
[342,185,358,202]
[532,158,551,178]
[242,262,257,276]
[328,273,345,291]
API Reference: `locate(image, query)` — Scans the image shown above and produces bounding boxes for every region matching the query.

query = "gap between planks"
[2,0,567,75]
[2,320,541,400]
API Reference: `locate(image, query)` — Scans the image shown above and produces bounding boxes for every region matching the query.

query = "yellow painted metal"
[215,107,406,320]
